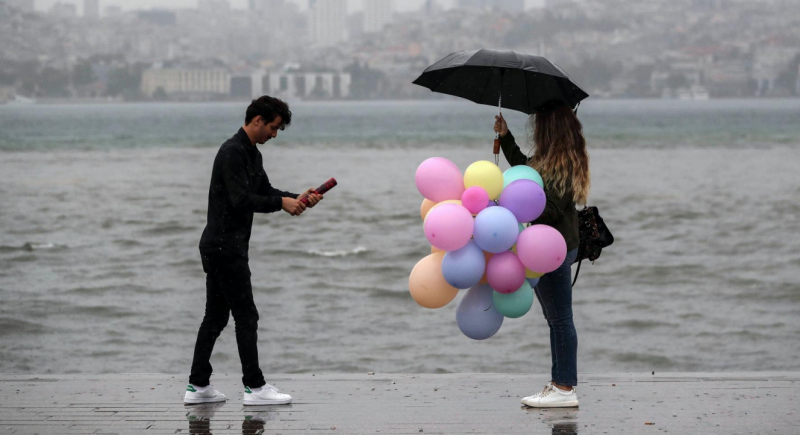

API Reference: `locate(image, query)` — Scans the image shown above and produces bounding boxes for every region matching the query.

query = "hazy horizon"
[33,0,547,14]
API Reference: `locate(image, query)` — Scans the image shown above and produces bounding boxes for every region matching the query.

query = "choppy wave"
[306,246,369,257]
[0,318,47,335]
[0,242,67,252]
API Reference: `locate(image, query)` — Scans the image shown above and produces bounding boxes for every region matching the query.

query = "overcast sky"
[35,0,548,14]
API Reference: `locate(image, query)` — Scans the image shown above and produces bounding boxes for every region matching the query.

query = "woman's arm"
[494,113,529,167]
[499,130,529,167]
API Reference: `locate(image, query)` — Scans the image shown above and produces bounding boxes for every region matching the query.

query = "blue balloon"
[442,240,485,289]
[493,281,534,318]
[456,284,504,340]
[473,206,519,253]
[526,277,540,288]
[503,165,544,189]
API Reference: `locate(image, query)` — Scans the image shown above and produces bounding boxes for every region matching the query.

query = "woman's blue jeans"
[533,248,579,387]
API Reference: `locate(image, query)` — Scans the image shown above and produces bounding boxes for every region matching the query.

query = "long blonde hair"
[526,101,590,205]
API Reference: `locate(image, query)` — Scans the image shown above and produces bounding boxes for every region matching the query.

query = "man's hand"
[282,197,307,216]
[494,113,509,138]
[298,188,324,208]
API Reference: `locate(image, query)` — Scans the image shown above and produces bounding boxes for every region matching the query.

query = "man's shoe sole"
[522,399,579,408]
[243,398,292,405]
[184,396,227,404]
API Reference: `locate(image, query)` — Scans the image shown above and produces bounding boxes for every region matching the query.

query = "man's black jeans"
[189,249,266,389]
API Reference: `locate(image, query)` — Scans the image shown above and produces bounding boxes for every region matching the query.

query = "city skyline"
[31,0,549,15]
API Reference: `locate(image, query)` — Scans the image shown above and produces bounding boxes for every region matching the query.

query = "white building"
[308,0,347,47]
[51,2,77,18]
[6,0,35,13]
[752,46,798,95]
[141,67,230,99]
[83,0,99,18]
[262,71,351,100]
[248,0,284,11]
[364,0,392,33]
[198,0,230,13]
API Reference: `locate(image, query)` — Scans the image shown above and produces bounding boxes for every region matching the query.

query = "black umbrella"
[413,49,588,158]
[413,49,588,115]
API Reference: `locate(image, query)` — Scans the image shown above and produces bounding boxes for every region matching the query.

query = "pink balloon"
[498,179,546,223]
[423,203,474,251]
[516,225,567,274]
[486,251,526,294]
[461,186,489,215]
[415,157,465,203]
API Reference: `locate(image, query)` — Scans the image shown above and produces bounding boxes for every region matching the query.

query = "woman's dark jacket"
[499,130,580,252]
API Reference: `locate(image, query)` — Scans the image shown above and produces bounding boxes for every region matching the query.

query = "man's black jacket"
[199,128,298,258]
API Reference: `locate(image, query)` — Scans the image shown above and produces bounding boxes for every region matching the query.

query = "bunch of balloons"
[408,157,567,340]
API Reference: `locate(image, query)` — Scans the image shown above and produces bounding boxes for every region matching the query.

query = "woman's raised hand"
[494,113,509,138]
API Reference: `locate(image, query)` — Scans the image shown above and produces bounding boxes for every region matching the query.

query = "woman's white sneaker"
[521,383,579,408]
[184,384,227,404]
[243,384,292,405]
[521,382,554,405]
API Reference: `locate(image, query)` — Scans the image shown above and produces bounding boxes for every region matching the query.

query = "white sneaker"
[243,384,292,405]
[521,383,579,408]
[184,384,227,404]
[521,382,554,405]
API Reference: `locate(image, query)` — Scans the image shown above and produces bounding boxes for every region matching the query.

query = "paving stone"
[0,373,798,434]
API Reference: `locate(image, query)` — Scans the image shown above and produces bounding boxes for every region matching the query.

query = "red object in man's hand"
[299,178,337,205]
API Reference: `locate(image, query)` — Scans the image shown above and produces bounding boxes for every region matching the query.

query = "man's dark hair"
[245,96,292,130]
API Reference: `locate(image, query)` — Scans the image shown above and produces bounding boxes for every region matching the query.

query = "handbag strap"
[572,260,582,287]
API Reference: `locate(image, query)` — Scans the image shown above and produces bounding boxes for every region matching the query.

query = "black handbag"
[572,206,614,286]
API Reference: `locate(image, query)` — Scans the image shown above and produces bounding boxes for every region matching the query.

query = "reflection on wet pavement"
[523,407,580,435]
[185,402,288,435]
[552,422,578,435]
[185,402,223,435]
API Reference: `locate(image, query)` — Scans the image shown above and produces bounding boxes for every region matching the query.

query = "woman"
[493,100,590,408]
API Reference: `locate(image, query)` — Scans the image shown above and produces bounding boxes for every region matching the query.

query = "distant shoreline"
[4,96,800,107]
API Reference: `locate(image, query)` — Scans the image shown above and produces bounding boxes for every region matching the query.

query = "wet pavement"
[0,372,798,434]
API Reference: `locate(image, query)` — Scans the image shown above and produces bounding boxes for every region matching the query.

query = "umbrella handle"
[493,94,502,155]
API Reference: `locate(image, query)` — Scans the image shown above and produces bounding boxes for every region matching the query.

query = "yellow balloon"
[431,245,444,254]
[408,252,459,309]
[526,269,545,279]
[420,198,436,220]
[464,161,504,200]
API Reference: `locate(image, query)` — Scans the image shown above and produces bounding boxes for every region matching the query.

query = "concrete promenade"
[0,372,798,434]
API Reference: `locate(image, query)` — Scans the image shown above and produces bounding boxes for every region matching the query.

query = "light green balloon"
[492,281,534,318]
[503,165,544,189]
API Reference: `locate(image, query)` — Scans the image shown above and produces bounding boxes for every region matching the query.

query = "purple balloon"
[516,225,567,274]
[498,179,546,223]
[473,206,519,253]
[442,240,486,289]
[456,284,504,340]
[486,251,526,294]
[423,203,474,252]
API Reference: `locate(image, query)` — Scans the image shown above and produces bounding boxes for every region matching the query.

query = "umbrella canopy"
[412,49,589,115]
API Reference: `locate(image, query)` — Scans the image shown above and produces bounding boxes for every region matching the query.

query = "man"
[184,96,322,406]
